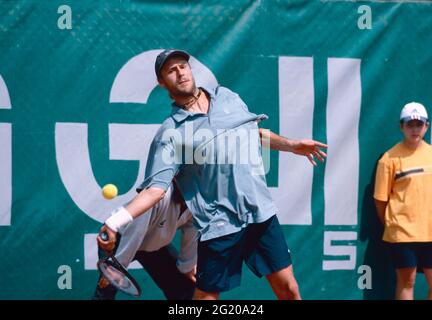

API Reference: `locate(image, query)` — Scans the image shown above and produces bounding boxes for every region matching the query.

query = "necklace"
[182,88,202,110]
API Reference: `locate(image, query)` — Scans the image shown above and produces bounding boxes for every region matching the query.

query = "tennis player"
[98,49,327,300]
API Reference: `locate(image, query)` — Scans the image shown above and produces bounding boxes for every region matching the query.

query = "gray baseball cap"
[155,49,190,79]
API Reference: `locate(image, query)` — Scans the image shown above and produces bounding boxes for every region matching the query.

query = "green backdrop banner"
[1,0,432,299]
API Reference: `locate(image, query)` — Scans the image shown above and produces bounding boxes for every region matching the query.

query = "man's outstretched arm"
[259,128,327,166]
[97,187,166,252]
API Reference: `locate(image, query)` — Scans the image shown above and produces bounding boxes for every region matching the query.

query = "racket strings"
[98,258,141,296]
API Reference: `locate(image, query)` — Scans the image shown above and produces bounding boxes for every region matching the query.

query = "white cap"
[400,102,428,123]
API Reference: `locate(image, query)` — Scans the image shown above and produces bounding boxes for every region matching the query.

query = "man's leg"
[266,265,301,300]
[244,215,301,300]
[135,245,195,300]
[194,230,246,300]
[387,242,417,300]
[417,242,432,300]
[395,267,417,300]
[423,268,432,300]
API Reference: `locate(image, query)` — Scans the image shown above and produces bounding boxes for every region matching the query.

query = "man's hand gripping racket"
[96,226,142,297]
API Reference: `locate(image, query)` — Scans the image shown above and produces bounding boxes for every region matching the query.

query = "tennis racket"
[97,231,142,297]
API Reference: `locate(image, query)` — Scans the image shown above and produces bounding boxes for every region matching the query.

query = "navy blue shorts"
[196,215,292,292]
[386,242,432,270]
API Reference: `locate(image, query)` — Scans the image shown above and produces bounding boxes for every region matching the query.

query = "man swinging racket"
[98,49,327,300]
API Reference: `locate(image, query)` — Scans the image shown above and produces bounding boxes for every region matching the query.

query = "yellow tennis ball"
[102,184,118,200]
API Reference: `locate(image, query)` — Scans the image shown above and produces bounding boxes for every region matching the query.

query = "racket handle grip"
[100,231,109,241]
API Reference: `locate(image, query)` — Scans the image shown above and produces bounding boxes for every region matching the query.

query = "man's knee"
[286,281,300,295]
[275,278,300,299]
[266,266,301,300]
[398,277,416,288]
[396,269,417,288]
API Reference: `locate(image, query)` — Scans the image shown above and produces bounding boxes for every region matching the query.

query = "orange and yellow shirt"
[374,141,432,243]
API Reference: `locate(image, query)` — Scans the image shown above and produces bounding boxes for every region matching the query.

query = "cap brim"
[156,50,190,78]
[400,116,428,123]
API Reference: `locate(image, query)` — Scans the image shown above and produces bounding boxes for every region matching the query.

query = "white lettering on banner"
[272,57,315,225]
[0,75,12,226]
[70,50,219,269]
[322,59,361,270]
[324,58,361,226]
[275,57,361,230]
[277,58,360,270]
[323,231,357,270]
